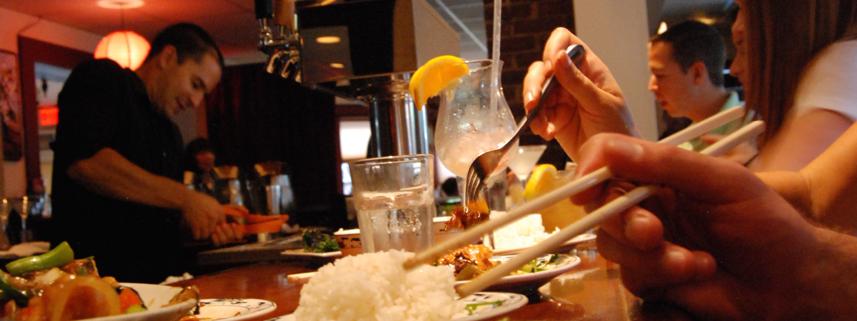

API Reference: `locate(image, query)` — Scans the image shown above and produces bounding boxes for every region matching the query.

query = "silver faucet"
[256,0,302,82]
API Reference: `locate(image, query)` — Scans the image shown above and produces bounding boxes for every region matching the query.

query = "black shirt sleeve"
[55,59,127,162]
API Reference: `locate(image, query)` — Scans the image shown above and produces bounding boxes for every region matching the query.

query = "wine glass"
[508,145,547,183]
[434,59,517,205]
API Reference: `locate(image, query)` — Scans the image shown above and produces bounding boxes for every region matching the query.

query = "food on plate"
[435,243,564,281]
[0,241,197,321]
[408,55,469,109]
[490,213,553,252]
[294,250,457,321]
[435,244,495,281]
[302,229,341,253]
[443,199,490,230]
[513,254,561,274]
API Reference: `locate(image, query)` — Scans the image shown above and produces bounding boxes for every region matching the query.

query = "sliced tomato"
[118,287,145,312]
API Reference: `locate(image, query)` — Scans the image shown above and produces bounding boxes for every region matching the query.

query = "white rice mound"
[294,250,457,321]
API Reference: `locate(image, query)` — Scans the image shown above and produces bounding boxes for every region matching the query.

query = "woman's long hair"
[744,0,857,141]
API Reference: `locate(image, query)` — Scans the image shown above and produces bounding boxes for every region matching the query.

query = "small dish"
[196,298,277,321]
[456,254,581,291]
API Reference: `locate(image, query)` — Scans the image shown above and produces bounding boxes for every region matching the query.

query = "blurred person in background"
[523,0,857,172]
[183,137,219,196]
[648,20,745,154]
[51,23,242,283]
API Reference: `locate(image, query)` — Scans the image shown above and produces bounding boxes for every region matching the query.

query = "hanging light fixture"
[94,0,150,70]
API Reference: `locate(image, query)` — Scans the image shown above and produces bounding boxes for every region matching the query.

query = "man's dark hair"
[145,23,224,68]
[651,20,726,86]
[183,137,214,172]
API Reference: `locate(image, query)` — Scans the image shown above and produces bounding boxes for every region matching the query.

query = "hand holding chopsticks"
[404,107,748,271]
[456,120,764,297]
[402,107,761,297]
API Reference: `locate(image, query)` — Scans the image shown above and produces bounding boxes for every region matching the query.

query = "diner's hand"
[572,133,855,320]
[181,191,226,240]
[522,27,636,160]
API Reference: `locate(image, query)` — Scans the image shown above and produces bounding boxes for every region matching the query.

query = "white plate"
[281,248,342,258]
[455,254,581,290]
[195,298,277,321]
[492,232,596,255]
[81,283,197,321]
[268,291,527,321]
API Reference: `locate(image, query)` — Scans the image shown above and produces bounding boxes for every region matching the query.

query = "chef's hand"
[522,27,636,160]
[180,191,226,240]
[211,222,245,246]
[574,133,825,320]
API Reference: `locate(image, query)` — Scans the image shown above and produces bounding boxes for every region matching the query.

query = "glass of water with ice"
[349,154,435,253]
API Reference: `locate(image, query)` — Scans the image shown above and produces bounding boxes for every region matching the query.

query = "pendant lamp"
[94,0,150,70]
[94,30,150,70]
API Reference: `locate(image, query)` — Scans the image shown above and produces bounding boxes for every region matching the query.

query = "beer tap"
[255,0,302,82]
[254,0,275,51]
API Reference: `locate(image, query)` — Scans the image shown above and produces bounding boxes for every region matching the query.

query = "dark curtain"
[205,64,345,227]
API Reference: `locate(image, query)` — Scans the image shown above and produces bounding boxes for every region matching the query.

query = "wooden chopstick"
[455,120,765,297]
[404,107,747,270]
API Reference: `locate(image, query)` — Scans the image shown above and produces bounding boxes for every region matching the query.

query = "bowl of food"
[0,242,198,321]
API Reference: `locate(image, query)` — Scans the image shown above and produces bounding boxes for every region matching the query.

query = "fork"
[463,44,586,206]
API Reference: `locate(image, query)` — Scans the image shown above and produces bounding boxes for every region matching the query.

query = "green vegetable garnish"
[464,300,504,315]
[515,254,560,274]
[302,230,340,253]
[0,271,29,307]
[6,241,74,276]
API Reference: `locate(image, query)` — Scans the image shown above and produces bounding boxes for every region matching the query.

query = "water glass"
[349,154,435,253]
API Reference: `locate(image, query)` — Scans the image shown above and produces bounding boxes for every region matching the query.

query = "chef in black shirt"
[51,23,243,282]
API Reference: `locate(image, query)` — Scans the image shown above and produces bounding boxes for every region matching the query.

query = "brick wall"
[483,0,574,121]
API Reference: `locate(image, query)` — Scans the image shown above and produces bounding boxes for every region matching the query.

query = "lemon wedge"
[523,164,559,200]
[409,55,469,109]
[524,164,586,230]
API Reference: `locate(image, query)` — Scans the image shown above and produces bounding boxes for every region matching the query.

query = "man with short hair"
[648,20,742,151]
[51,23,242,282]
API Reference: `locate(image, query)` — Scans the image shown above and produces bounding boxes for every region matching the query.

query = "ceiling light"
[95,30,151,70]
[97,0,145,9]
[329,63,345,69]
[316,36,341,44]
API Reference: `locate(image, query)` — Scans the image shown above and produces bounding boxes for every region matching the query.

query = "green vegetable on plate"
[302,229,340,253]
[464,300,505,315]
[6,241,74,276]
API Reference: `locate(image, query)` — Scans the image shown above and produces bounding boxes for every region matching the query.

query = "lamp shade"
[94,30,150,70]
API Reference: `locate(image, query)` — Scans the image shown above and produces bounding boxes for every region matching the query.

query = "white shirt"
[792,40,857,121]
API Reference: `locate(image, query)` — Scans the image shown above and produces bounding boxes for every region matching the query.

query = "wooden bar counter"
[173,248,692,321]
